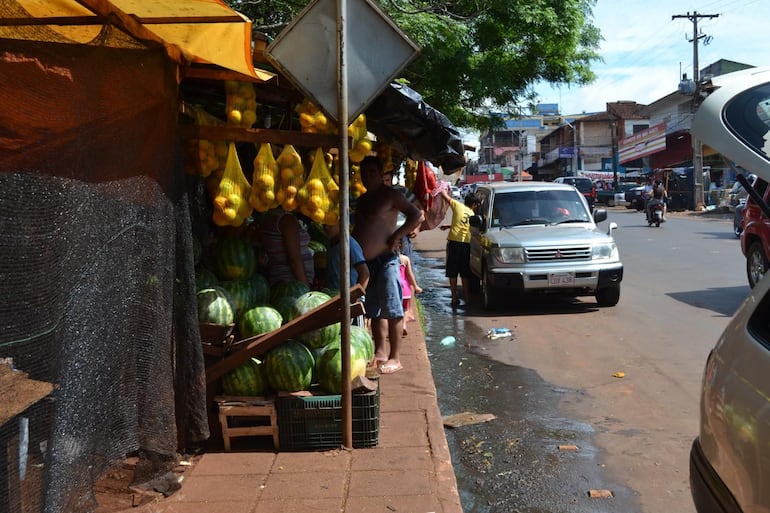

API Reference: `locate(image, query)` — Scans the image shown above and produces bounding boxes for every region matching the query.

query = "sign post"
[265,0,419,448]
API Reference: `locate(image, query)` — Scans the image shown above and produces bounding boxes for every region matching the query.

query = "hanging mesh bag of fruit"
[212,143,253,227]
[298,147,340,225]
[184,105,228,178]
[274,144,305,212]
[224,80,258,128]
[249,143,280,213]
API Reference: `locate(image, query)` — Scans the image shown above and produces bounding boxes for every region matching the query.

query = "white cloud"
[535,0,770,115]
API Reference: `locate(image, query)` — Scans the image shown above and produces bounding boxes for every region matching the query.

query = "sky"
[533,0,770,116]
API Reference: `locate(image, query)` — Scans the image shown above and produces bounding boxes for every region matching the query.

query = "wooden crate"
[215,396,279,451]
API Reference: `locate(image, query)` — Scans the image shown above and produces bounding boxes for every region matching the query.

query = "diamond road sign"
[265,0,420,125]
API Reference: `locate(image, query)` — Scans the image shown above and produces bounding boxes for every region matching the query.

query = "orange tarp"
[0,0,274,81]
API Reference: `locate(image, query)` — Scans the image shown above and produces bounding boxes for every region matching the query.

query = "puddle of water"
[413,251,641,513]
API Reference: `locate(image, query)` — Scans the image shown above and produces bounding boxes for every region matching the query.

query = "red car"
[740,177,770,287]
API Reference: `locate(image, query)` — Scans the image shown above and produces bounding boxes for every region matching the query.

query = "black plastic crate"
[276,384,379,450]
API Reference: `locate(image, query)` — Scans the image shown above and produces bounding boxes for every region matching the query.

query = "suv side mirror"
[469,214,483,229]
[593,209,608,223]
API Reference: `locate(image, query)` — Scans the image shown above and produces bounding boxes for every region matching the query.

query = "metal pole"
[336,0,352,449]
[691,13,704,211]
[672,10,719,210]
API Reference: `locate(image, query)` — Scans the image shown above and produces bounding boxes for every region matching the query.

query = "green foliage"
[226,0,601,130]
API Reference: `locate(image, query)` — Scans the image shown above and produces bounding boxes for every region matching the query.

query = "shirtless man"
[353,156,424,374]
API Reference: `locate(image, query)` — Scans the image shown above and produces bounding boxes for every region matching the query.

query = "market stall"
[0,2,466,510]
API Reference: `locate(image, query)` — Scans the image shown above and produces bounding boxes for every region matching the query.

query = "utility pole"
[672,11,718,211]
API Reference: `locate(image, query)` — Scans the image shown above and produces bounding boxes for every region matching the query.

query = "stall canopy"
[0,0,274,81]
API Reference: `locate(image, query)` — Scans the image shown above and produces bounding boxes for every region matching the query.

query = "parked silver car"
[690,65,770,513]
[468,181,623,309]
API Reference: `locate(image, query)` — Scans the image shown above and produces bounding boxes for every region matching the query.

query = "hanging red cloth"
[414,160,438,211]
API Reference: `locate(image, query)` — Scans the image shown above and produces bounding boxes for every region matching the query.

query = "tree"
[227,0,601,130]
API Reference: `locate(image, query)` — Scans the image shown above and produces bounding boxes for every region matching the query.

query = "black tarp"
[365,82,466,172]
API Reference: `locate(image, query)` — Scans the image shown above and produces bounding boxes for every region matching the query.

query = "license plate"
[548,272,575,286]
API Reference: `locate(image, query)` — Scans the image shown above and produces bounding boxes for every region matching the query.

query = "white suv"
[468,181,623,309]
[690,66,770,513]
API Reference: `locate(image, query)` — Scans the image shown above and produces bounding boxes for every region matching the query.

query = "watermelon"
[221,357,268,396]
[264,340,315,392]
[195,268,219,291]
[315,343,368,394]
[239,306,283,339]
[350,325,375,362]
[310,346,327,384]
[271,295,298,325]
[220,278,261,320]
[248,272,270,306]
[215,236,256,280]
[269,279,309,308]
[292,291,340,349]
[197,286,236,326]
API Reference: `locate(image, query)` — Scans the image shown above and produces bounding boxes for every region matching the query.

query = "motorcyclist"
[646,180,668,222]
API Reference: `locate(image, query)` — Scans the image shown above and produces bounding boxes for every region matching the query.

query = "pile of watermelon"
[192,230,374,398]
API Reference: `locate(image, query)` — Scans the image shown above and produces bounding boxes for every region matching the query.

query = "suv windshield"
[490,189,591,227]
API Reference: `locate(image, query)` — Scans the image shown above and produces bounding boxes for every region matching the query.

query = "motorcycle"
[734,198,746,238]
[646,199,664,227]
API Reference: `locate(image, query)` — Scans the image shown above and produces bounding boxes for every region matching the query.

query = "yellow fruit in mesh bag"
[228,109,242,124]
[283,197,298,211]
[324,211,339,225]
[311,209,325,223]
[256,174,274,189]
[299,112,315,128]
[286,185,298,196]
[242,110,257,127]
[223,207,238,220]
[228,194,242,207]
[280,167,295,182]
[260,190,275,203]
[327,188,340,204]
[307,178,324,193]
[307,196,320,211]
[357,139,372,154]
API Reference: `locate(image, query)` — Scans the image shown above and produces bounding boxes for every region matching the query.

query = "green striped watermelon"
[315,343,368,394]
[197,286,236,326]
[215,236,256,280]
[264,340,314,392]
[221,358,268,396]
[271,295,298,325]
[195,268,219,291]
[239,306,283,339]
[350,325,374,362]
[248,272,270,306]
[269,280,310,309]
[292,291,340,350]
[220,279,260,320]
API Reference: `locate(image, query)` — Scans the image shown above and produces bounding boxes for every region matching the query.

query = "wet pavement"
[410,247,641,513]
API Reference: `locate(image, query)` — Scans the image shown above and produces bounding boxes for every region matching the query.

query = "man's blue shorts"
[364,251,403,319]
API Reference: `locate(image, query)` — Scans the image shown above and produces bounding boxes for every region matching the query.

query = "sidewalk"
[119,318,463,513]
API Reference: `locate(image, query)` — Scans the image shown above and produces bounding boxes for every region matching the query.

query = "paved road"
[412,207,747,513]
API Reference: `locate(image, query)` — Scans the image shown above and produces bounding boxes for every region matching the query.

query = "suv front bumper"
[485,264,623,292]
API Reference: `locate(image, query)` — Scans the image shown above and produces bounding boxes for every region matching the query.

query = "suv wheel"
[746,241,769,288]
[481,268,498,310]
[595,285,620,307]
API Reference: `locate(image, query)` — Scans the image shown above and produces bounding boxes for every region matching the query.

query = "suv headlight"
[492,247,525,264]
[592,243,618,261]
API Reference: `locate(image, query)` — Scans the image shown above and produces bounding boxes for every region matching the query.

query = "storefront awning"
[0,0,274,81]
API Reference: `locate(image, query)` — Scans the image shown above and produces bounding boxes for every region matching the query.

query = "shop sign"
[619,123,666,164]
